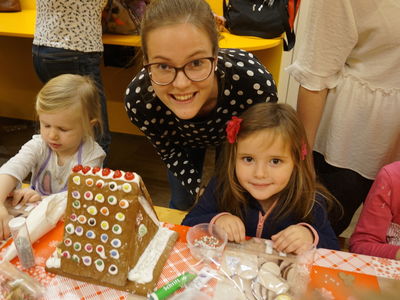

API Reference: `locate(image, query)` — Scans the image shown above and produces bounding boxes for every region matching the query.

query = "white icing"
[128,227,174,284]
[96,245,107,259]
[138,196,159,226]
[95,259,105,272]
[46,256,61,269]
[75,168,141,185]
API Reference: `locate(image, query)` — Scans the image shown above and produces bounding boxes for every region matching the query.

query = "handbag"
[0,0,21,12]
[102,0,149,35]
[223,0,299,51]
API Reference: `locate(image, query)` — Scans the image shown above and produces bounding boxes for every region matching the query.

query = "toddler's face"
[144,23,218,119]
[235,130,294,204]
[39,106,84,160]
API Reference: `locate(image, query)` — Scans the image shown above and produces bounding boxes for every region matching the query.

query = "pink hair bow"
[226,116,243,144]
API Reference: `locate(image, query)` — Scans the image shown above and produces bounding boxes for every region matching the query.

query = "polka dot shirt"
[124,48,278,196]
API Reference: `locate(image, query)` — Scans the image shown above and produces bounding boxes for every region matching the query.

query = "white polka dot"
[156,105,161,111]
[247,70,254,76]
[248,60,255,64]
[151,118,156,124]
[230,100,236,105]
[131,108,136,114]
[233,74,240,81]
[258,68,264,74]
[222,109,228,114]
[257,90,264,95]
[180,170,185,175]
[146,103,152,109]
[216,118,222,123]
[187,178,192,184]
[237,61,244,67]
[266,80,272,86]
[190,169,195,174]
[237,90,243,96]
[266,96,271,101]
[253,83,261,90]
[173,161,178,166]
[224,89,230,96]
[195,187,200,193]
[147,86,154,92]
[247,99,253,104]
[144,120,149,125]
[135,87,141,93]
[225,62,233,68]
[139,74,144,80]
[166,110,172,115]
[125,88,130,95]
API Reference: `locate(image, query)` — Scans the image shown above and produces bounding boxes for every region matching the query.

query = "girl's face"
[145,23,218,119]
[39,105,85,161]
[235,130,294,204]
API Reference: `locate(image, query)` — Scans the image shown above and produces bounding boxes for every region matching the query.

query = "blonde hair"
[140,0,220,61]
[216,103,338,223]
[35,74,102,139]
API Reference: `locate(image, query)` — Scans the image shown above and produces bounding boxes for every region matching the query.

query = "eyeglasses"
[144,57,215,86]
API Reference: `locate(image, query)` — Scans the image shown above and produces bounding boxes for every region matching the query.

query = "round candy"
[108,195,117,205]
[72,176,80,185]
[100,233,109,243]
[85,178,94,186]
[95,259,105,272]
[138,224,148,238]
[111,238,121,248]
[86,230,96,239]
[115,212,125,222]
[69,213,77,222]
[72,200,81,209]
[64,238,72,247]
[108,264,118,275]
[82,256,92,266]
[96,179,105,188]
[88,218,96,226]
[77,215,87,224]
[62,251,71,259]
[112,224,122,235]
[96,245,107,259]
[65,223,74,234]
[122,183,132,193]
[87,206,98,215]
[95,193,105,203]
[75,226,83,236]
[73,242,82,251]
[119,199,129,209]
[109,182,118,192]
[110,249,120,259]
[84,243,93,253]
[71,191,80,199]
[72,254,80,263]
[100,207,109,216]
[100,221,109,230]
[84,191,93,201]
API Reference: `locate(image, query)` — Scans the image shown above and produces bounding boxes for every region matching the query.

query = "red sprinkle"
[92,167,101,174]
[102,168,111,176]
[82,166,91,174]
[113,170,122,178]
[72,165,83,173]
[125,172,135,180]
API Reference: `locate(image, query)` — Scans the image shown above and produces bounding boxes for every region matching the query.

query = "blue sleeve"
[181,177,220,226]
[312,195,340,250]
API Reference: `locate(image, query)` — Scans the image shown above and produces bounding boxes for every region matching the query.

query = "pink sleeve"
[210,212,231,225]
[349,167,400,259]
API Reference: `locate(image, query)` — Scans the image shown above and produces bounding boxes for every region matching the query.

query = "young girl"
[124,0,278,210]
[0,74,106,240]
[182,103,339,254]
[350,161,400,260]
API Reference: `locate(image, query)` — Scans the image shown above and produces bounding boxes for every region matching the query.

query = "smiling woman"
[124,0,278,210]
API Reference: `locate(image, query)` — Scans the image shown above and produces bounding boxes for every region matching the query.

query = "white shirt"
[33,0,107,52]
[0,135,105,195]
[287,0,400,179]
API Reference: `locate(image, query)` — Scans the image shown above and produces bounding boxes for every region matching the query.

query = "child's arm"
[349,166,400,259]
[0,174,18,240]
[271,224,314,254]
[214,214,246,243]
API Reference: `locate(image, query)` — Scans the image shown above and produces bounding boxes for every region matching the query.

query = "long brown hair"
[216,103,337,223]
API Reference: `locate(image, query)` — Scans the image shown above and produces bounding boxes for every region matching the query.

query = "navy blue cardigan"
[182,177,339,250]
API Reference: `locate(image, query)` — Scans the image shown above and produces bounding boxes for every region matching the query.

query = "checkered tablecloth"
[1,223,399,299]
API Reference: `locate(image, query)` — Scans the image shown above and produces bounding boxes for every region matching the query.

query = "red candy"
[92,167,101,174]
[102,168,111,176]
[113,170,122,178]
[72,165,83,173]
[82,166,91,174]
[125,172,135,180]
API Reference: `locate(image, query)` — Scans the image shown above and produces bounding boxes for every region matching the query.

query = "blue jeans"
[168,148,206,210]
[32,45,111,154]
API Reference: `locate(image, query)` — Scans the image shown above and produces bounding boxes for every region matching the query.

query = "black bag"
[223,0,297,51]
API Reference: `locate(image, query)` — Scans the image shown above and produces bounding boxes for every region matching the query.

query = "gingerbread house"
[45,166,178,295]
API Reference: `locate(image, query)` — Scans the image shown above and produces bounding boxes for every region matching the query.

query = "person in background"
[182,103,339,253]
[32,0,111,154]
[124,0,278,210]
[286,0,400,235]
[350,161,400,260]
[0,74,105,240]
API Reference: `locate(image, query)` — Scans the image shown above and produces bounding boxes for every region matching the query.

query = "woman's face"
[145,23,218,120]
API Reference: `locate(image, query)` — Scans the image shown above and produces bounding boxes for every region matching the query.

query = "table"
[1,218,399,300]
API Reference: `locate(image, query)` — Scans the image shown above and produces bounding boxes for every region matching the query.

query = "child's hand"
[215,214,246,243]
[0,204,13,240]
[10,188,41,206]
[271,224,314,255]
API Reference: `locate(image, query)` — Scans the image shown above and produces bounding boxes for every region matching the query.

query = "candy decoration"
[96,179,105,188]
[82,256,92,266]
[73,242,82,251]
[109,182,118,191]
[113,170,122,178]
[84,243,93,253]
[86,230,96,239]
[122,183,132,193]
[96,245,107,259]
[82,166,91,174]
[84,191,93,201]
[72,255,80,263]
[69,213,77,222]
[108,195,117,205]
[100,207,109,216]
[108,264,118,275]
[95,193,105,203]
[115,212,125,222]
[65,223,75,234]
[87,206,97,215]
[111,238,121,248]
[88,218,96,226]
[72,176,81,185]
[64,238,72,247]
[72,165,83,173]
[85,178,94,186]
[112,224,122,235]
[75,226,84,236]
[95,259,105,272]
[100,233,109,243]
[109,249,120,259]
[138,224,148,238]
[77,215,87,224]
[124,172,135,180]
[100,221,109,230]
[72,191,80,199]
[119,199,129,209]
[102,168,111,177]
[92,166,101,174]
[72,200,81,209]
[62,251,71,259]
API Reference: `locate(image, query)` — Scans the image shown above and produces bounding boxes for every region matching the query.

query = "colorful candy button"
[108,264,118,275]
[112,224,122,235]
[109,249,120,259]
[111,239,121,248]
[71,191,80,199]
[100,233,109,243]
[113,170,122,179]
[69,213,77,222]
[72,165,83,173]
[96,245,107,259]
[102,168,111,177]
[72,176,81,185]
[95,259,105,272]
[138,224,148,238]
[100,221,109,230]
[119,199,129,209]
[82,256,92,266]
[109,182,118,191]
[92,166,101,174]
[96,179,105,188]
[115,212,125,222]
[64,238,72,247]
[85,178,94,186]
[84,191,93,201]
[122,183,132,193]
[95,193,105,203]
[77,215,87,224]
[84,243,93,253]
[108,195,117,205]
[87,206,97,215]
[86,230,96,239]
[88,218,96,226]
[124,172,135,180]
[100,207,109,216]
[72,254,80,263]
[65,223,74,234]
[62,251,71,259]
[82,166,91,174]
[75,226,83,236]
[72,200,81,209]
[73,242,82,251]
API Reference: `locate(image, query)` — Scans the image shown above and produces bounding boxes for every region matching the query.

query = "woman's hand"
[215,214,246,243]
[0,204,13,240]
[271,224,314,255]
[10,188,41,206]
